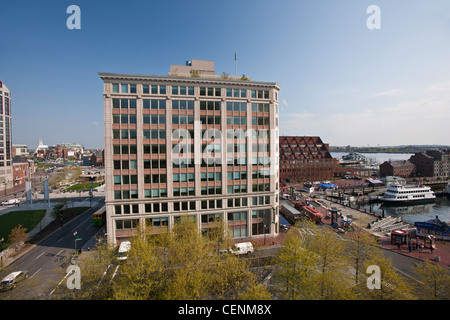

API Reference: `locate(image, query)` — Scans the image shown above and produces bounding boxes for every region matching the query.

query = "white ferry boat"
[380,183,436,205]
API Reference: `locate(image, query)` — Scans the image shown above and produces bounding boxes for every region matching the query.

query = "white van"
[231,242,254,255]
[0,271,29,291]
[1,199,20,206]
[281,193,290,200]
[116,241,131,261]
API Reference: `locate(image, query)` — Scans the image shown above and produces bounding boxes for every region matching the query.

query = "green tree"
[113,231,163,300]
[52,238,116,299]
[8,224,29,252]
[359,255,415,300]
[51,198,68,226]
[275,227,318,299]
[413,261,450,300]
[303,221,351,299]
[111,215,266,300]
[345,217,382,285]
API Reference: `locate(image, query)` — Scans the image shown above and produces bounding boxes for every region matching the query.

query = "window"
[112,84,119,93]
[143,99,166,110]
[172,100,194,110]
[112,98,136,109]
[149,85,166,95]
[200,115,221,125]
[200,87,221,97]
[226,88,247,98]
[226,102,247,112]
[172,86,194,95]
[226,116,246,126]
[252,103,269,113]
[200,101,221,111]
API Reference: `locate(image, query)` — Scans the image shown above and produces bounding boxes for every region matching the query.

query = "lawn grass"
[0,210,47,248]
[65,182,103,191]
[0,207,90,249]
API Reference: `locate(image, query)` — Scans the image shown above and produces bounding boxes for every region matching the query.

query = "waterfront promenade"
[263,183,450,268]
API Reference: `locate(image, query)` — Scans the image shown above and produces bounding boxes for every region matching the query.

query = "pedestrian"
[430,246,434,254]
[397,242,401,250]
[419,243,423,252]
[408,242,412,252]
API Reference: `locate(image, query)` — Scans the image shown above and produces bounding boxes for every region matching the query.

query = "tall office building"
[100,60,281,245]
[0,80,13,191]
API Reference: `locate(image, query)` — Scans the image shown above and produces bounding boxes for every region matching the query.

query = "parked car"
[230,242,254,255]
[281,194,290,200]
[116,241,131,261]
[0,271,29,291]
[1,199,20,206]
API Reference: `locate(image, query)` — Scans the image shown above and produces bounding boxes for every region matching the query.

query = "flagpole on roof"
[235,49,237,77]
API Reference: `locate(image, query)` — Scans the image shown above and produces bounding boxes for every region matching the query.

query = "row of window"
[113,182,272,200]
[114,196,271,215]
[113,83,272,99]
[114,211,271,236]
[113,117,270,129]
[112,99,277,114]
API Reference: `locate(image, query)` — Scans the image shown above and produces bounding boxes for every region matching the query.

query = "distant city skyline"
[1,1,450,149]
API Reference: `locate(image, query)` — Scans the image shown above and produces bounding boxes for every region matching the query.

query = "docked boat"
[380,183,436,205]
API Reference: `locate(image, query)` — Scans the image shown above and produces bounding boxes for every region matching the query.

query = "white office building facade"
[100,61,281,245]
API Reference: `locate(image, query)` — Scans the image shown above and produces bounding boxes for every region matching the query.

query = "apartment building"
[379,160,416,178]
[279,136,339,182]
[0,80,13,190]
[99,60,281,245]
[409,150,450,178]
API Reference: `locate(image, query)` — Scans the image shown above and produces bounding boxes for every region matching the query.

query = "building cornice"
[98,72,281,90]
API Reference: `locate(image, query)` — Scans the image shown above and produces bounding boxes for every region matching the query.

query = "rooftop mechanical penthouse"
[99,60,281,245]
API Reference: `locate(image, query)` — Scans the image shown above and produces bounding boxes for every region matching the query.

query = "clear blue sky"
[1,0,450,149]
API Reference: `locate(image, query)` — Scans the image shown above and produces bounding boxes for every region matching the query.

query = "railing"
[168,72,252,81]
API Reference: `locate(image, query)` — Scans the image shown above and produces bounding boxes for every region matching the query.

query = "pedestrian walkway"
[318,199,450,268]
[378,235,450,267]
[271,197,450,268]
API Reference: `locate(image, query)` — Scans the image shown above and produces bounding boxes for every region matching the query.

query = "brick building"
[379,160,416,178]
[409,150,450,178]
[279,136,339,182]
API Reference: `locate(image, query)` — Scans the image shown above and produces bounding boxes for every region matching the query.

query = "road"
[0,198,105,300]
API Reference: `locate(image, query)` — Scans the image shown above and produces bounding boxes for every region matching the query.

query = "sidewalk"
[377,235,450,267]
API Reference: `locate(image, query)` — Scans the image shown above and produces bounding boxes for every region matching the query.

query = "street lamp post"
[73,231,82,254]
[264,224,267,245]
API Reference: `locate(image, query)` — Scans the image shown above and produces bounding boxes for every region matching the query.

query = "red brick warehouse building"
[279,136,340,183]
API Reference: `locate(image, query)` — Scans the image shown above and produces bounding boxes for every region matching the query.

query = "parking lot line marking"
[30,268,41,278]
[35,251,46,259]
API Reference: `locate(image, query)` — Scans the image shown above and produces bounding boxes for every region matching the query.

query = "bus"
[92,205,106,227]
[302,205,322,224]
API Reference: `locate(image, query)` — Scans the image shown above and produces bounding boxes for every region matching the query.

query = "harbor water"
[364,196,450,225]
[330,152,449,224]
